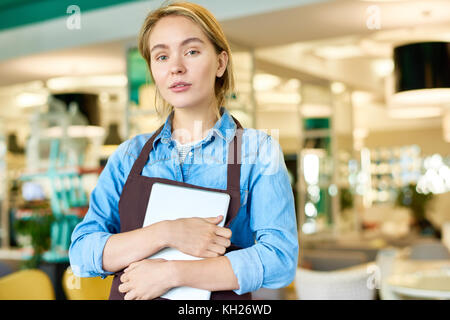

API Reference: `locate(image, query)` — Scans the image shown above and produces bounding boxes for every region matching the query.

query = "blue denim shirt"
[69,107,298,295]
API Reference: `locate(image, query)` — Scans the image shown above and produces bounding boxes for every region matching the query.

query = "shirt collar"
[152,106,237,150]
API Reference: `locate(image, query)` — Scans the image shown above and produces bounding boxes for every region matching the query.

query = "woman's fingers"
[214,235,231,248]
[203,250,220,258]
[170,216,233,258]
[118,281,131,293]
[120,272,129,283]
[124,290,137,300]
[124,261,139,273]
[215,226,232,239]
[204,215,223,224]
[207,243,227,255]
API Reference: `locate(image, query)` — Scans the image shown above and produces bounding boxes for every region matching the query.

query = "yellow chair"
[0,269,55,300]
[62,267,113,300]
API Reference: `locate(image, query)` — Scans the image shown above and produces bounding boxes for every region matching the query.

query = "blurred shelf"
[0,248,30,261]
[127,109,157,117]
[304,129,331,138]
[19,166,104,180]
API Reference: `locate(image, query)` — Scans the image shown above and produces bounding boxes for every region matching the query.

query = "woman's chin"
[172,103,202,110]
[172,105,193,110]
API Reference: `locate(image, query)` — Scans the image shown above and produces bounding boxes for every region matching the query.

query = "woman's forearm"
[171,256,239,292]
[102,221,169,272]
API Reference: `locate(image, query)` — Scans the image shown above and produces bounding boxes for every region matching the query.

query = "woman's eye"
[156,55,168,61]
[186,50,199,56]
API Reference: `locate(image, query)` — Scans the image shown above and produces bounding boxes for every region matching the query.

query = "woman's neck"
[171,105,219,144]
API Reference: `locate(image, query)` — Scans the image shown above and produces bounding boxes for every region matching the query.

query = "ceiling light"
[257,92,301,105]
[353,128,369,139]
[16,92,48,108]
[301,103,331,118]
[331,82,346,94]
[352,91,374,105]
[392,42,450,105]
[314,45,363,60]
[253,73,281,91]
[359,39,392,57]
[372,59,394,78]
[285,79,300,91]
[387,106,442,119]
[47,75,127,91]
[391,89,450,105]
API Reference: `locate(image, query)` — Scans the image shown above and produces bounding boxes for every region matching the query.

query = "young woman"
[69,2,298,300]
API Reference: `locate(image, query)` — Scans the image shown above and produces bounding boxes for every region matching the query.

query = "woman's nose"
[170,56,186,74]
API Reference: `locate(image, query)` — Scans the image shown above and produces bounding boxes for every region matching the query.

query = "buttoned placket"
[181,133,221,182]
[158,117,231,183]
[159,137,184,182]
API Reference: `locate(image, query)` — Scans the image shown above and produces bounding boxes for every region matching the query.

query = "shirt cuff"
[71,232,115,278]
[225,246,264,295]
[93,232,115,276]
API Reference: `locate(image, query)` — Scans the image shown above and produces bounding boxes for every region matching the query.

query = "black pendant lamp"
[392,42,450,104]
[103,123,123,146]
[7,133,24,154]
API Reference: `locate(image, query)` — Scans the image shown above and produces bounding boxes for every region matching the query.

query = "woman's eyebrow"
[180,37,205,47]
[150,37,205,53]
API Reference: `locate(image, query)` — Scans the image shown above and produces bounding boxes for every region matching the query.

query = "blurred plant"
[395,184,436,235]
[340,188,354,211]
[14,205,54,269]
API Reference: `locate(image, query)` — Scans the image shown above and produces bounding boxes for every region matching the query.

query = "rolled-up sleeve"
[225,134,299,295]
[69,140,130,278]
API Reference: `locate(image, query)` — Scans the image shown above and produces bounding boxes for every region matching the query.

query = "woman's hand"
[118,259,175,300]
[166,215,232,258]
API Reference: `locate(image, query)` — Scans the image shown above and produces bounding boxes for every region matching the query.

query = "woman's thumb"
[205,215,223,224]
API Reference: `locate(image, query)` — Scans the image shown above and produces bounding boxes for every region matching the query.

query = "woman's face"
[148,15,228,111]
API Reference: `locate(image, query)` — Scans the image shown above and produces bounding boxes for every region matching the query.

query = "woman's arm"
[70,135,231,277]
[103,216,232,273]
[171,256,239,291]
[118,256,238,300]
[102,221,168,273]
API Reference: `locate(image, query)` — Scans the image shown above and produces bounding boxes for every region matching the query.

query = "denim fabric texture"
[69,107,298,295]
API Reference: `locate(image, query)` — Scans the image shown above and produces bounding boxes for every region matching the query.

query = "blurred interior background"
[0,0,449,300]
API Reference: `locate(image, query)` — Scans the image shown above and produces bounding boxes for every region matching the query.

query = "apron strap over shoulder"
[227,116,243,191]
[129,124,165,177]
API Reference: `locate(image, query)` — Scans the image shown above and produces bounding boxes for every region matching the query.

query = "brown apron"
[109,114,251,300]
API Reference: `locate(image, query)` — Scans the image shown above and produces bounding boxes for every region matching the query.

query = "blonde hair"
[138,1,235,121]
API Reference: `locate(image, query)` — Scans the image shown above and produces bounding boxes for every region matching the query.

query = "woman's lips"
[169,83,192,93]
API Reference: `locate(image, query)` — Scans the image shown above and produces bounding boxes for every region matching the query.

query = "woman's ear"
[216,51,228,78]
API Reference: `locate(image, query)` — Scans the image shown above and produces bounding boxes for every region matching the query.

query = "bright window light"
[302,219,317,234]
[303,154,319,185]
[305,202,318,218]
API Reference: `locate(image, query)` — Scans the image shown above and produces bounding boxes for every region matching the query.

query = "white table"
[386,259,450,300]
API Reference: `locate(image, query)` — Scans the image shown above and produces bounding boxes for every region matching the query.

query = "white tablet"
[142,182,230,300]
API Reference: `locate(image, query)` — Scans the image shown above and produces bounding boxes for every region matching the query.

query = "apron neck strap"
[129,124,165,177]
[227,116,243,191]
